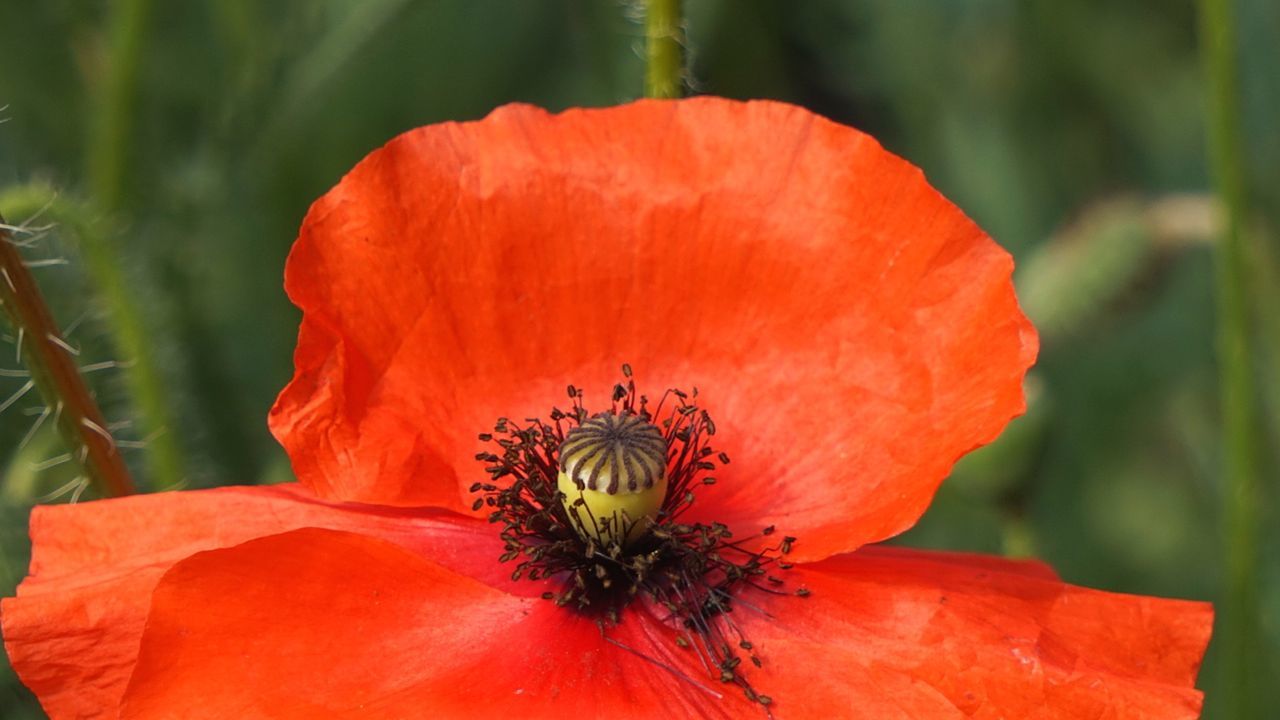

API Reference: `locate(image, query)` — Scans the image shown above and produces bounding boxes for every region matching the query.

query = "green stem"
[1198,0,1260,715]
[644,0,684,99]
[84,0,186,489]
[75,211,186,490]
[0,215,135,497]
[88,0,152,210]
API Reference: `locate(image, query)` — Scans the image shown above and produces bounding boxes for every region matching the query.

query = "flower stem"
[1198,0,1261,714]
[644,0,684,99]
[85,0,187,489]
[87,0,152,211]
[0,214,135,497]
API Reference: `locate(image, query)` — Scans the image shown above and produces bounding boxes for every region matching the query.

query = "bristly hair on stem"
[0,214,134,497]
[473,366,805,714]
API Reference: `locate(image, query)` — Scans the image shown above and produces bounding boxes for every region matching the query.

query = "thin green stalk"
[72,211,185,490]
[88,0,152,210]
[85,0,187,489]
[0,214,135,497]
[1198,0,1260,715]
[644,0,684,99]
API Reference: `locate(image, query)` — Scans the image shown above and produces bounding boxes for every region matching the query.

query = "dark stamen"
[474,367,801,715]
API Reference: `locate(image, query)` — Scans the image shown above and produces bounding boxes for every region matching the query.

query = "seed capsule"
[557,412,668,546]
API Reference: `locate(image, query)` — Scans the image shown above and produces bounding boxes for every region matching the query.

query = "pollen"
[557,412,668,545]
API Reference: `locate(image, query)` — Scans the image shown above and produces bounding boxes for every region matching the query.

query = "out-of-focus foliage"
[0,1,1276,717]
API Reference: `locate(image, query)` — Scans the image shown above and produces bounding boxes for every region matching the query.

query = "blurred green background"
[0,1,1276,717]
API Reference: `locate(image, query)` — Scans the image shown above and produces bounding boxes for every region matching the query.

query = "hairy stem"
[85,0,187,489]
[644,0,684,99]
[0,214,135,497]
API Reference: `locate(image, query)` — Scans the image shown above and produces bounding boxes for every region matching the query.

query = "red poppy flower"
[2,98,1211,719]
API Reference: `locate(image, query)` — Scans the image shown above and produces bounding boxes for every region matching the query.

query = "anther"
[558,411,668,546]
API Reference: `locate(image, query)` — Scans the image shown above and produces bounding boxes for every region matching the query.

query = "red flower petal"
[117,533,1209,719]
[0,484,507,718]
[733,546,1212,718]
[270,98,1037,560]
[120,528,736,719]
[2,568,159,720]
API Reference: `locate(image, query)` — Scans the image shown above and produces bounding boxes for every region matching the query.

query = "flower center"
[473,367,803,714]
[557,412,668,546]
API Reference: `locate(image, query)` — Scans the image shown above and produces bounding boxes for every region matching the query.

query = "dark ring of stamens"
[560,412,667,494]
[473,369,805,717]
